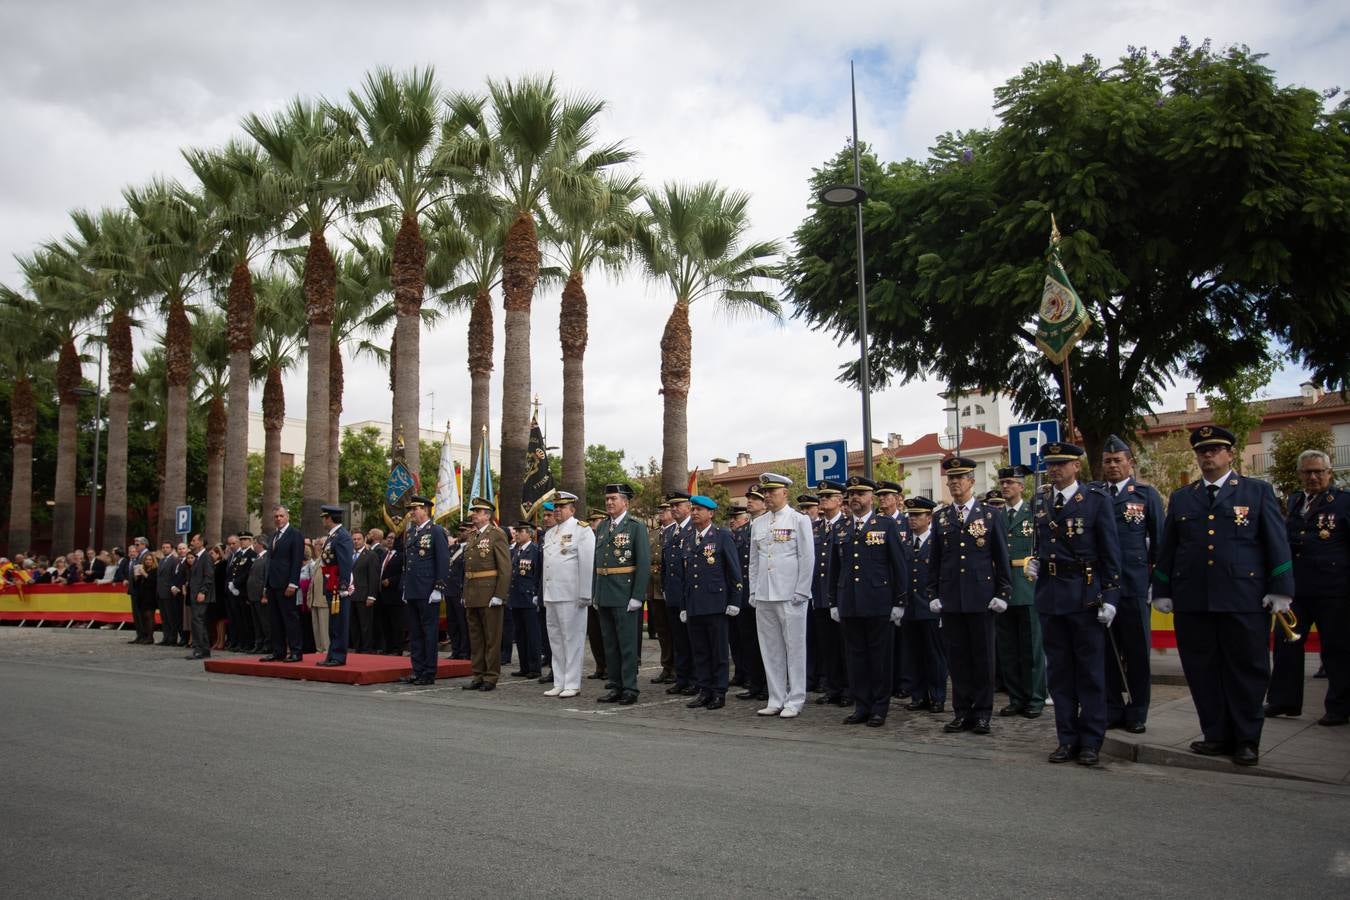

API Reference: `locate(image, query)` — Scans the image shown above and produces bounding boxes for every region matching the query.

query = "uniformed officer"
[508,521,544,679]
[928,456,1012,735]
[444,524,471,659]
[797,492,820,691]
[542,491,596,698]
[995,465,1047,719]
[830,476,909,727]
[591,483,652,704]
[1024,443,1122,766]
[680,495,743,710]
[983,490,1007,509]
[317,505,355,667]
[1266,449,1349,727]
[797,494,820,521]
[877,480,913,702]
[461,498,512,691]
[749,473,815,718]
[585,509,609,682]
[811,480,850,707]
[397,496,449,686]
[735,485,769,702]
[660,491,697,696]
[877,481,909,533]
[902,496,947,713]
[725,497,752,687]
[647,501,675,684]
[1153,425,1295,766]
[1095,435,1164,733]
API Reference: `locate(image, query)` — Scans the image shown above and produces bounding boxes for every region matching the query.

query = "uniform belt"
[1038,558,1095,580]
[465,570,499,580]
[596,565,637,576]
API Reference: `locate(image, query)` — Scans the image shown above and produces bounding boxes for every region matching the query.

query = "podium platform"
[203,652,474,685]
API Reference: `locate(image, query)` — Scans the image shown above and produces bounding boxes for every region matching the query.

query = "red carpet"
[203,652,474,685]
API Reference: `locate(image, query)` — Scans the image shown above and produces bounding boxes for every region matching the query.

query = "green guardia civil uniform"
[996,478,1048,715]
[591,506,652,694]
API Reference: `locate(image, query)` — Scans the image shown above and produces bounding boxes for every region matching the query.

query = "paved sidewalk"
[1101,650,1350,784]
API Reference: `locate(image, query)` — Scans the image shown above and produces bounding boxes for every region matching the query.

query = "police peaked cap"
[604,482,635,498]
[941,457,977,475]
[904,496,937,514]
[1040,442,1084,462]
[845,475,877,493]
[406,495,432,509]
[1190,425,1236,449]
[875,480,902,496]
[815,480,844,497]
[758,472,793,488]
[997,465,1030,480]
[796,494,819,507]
[320,504,344,520]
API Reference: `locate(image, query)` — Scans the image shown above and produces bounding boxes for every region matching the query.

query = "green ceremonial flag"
[1035,216,1091,365]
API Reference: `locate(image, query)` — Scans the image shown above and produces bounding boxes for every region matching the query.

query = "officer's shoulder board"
[1086,482,1109,497]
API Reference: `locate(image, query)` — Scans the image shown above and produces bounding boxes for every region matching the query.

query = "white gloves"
[889,606,903,626]
[1263,595,1293,614]
[228,583,239,596]
[1025,559,1040,581]
[929,598,943,614]
[726,605,740,617]
[988,598,1008,614]
[533,596,540,609]
[791,593,809,607]
[1097,603,1116,626]
[679,610,688,623]
[1153,596,1173,614]
[489,597,503,607]
[430,590,442,602]
[626,599,641,613]
[748,597,757,609]
[578,597,592,608]
[829,608,840,623]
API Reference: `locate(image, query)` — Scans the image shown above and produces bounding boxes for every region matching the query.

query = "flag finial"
[1050,213,1061,247]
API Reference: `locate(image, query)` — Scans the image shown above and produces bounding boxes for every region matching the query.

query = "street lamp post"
[818,61,874,479]
[73,341,104,550]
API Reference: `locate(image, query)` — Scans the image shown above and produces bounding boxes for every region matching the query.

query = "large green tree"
[785,41,1350,462]
[0,292,61,553]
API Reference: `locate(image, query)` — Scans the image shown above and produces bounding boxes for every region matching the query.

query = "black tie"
[1110,484,1118,497]
[1054,493,1065,513]
[1207,484,1219,507]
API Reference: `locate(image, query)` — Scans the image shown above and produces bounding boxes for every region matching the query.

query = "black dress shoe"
[396,675,417,684]
[706,693,725,710]
[930,703,946,714]
[1124,721,1147,734]
[687,693,711,709]
[1318,713,1349,727]
[1077,748,1099,767]
[525,671,541,679]
[461,681,483,691]
[596,690,621,703]
[413,677,434,686]
[1233,743,1260,766]
[666,683,687,695]
[538,673,552,683]
[157,640,174,646]
[1263,703,1301,718]
[317,659,343,667]
[1048,744,1079,763]
[815,695,831,705]
[843,712,868,725]
[588,671,607,680]
[618,691,638,705]
[282,654,303,663]
[905,699,932,711]
[479,682,496,691]
[895,691,911,700]
[944,716,971,733]
[753,690,769,702]
[679,685,699,696]
[185,652,207,660]
[730,675,747,687]
[971,718,991,735]
[1190,740,1234,756]
[510,669,529,677]
[1020,707,1042,719]
[998,704,1024,717]
[258,654,283,662]
[866,715,886,728]
[736,689,758,700]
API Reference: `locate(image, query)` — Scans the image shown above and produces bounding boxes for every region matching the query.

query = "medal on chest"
[967,518,987,547]
[773,528,793,543]
[864,530,885,546]
[1123,502,1145,525]
[1233,506,1250,527]
[418,533,431,557]
[1317,513,1335,540]
[1020,519,1033,537]
[613,531,632,562]
[702,542,716,564]
[518,558,533,575]
[477,537,490,558]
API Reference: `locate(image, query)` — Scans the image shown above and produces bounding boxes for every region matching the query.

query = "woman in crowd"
[134,552,160,644]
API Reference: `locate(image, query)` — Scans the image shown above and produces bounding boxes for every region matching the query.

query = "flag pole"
[1062,357,1077,441]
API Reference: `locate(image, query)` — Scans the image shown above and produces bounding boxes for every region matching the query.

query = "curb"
[1100,735,1328,784]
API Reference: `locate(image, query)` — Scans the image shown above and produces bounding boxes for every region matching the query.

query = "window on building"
[961,405,971,417]
[280,452,295,468]
[974,404,986,415]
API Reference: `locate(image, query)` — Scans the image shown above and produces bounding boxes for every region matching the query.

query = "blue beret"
[691,495,717,510]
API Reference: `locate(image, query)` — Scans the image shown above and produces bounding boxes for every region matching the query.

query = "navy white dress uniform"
[1268,481,1349,725]
[400,496,450,685]
[1092,437,1164,731]
[748,473,816,716]
[927,457,1012,733]
[1025,444,1122,763]
[902,496,948,712]
[542,492,596,697]
[508,525,544,678]
[318,505,356,666]
[680,496,743,709]
[1153,425,1295,763]
[660,494,696,694]
[830,476,910,726]
[811,481,849,706]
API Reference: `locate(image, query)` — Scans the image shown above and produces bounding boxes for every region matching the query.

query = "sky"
[2,0,1345,474]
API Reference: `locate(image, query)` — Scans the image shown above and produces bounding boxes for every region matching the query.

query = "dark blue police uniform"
[811,507,849,705]
[902,500,947,711]
[661,519,696,692]
[508,538,543,676]
[401,502,450,684]
[683,521,743,704]
[732,514,766,699]
[445,538,469,659]
[320,510,355,665]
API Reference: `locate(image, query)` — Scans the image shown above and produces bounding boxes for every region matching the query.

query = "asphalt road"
[2,628,1347,898]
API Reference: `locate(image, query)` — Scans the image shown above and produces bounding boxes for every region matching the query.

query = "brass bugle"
[1273,608,1301,641]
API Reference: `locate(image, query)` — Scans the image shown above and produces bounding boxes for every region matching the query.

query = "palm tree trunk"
[328,344,343,502]
[392,212,426,491]
[104,307,133,551]
[659,299,692,493]
[499,209,540,518]
[205,394,226,543]
[52,339,82,554]
[301,230,336,536]
[155,426,167,545]
[262,366,285,532]
[8,375,35,552]
[223,261,255,538]
[160,297,192,542]
[559,270,587,493]
[467,288,494,478]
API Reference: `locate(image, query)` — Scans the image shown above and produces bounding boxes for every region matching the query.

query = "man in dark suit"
[226,533,256,652]
[445,525,471,659]
[245,536,270,653]
[660,492,696,696]
[374,530,404,655]
[124,538,150,644]
[902,496,947,713]
[351,527,384,653]
[928,456,1013,736]
[317,505,356,667]
[830,476,909,727]
[1153,424,1295,766]
[186,533,215,660]
[680,495,743,710]
[508,522,544,678]
[262,504,305,662]
[811,482,849,707]
[400,496,450,686]
[155,541,183,646]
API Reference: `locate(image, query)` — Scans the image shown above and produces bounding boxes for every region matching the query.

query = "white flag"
[434,424,460,523]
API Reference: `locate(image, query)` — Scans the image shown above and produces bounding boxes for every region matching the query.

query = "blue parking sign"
[1008,421,1060,473]
[175,505,192,536]
[805,440,849,486]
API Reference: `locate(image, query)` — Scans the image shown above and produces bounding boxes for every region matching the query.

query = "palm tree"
[241,98,354,535]
[445,75,632,517]
[635,182,782,491]
[191,307,230,542]
[127,348,169,538]
[0,291,60,553]
[124,179,216,541]
[251,271,304,524]
[543,172,642,492]
[184,140,282,538]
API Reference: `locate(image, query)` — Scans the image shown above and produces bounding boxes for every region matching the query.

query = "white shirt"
[956,498,975,520]
[749,504,815,602]
[1009,500,1024,515]
[1111,478,1131,495]
[914,529,931,549]
[1204,470,1234,491]
[1055,482,1080,506]
[610,511,628,528]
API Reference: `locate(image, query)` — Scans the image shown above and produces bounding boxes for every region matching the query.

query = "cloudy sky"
[2,0,1344,472]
